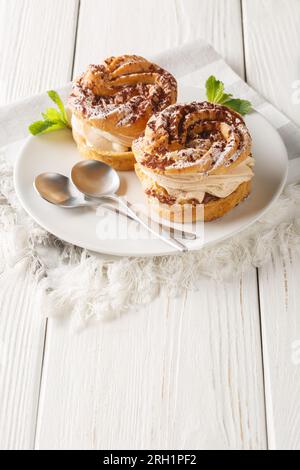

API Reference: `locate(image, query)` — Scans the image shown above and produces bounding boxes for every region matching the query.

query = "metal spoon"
[34,172,91,208]
[34,171,194,245]
[71,160,188,252]
[34,172,136,220]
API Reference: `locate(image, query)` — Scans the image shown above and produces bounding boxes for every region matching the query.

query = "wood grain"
[258,248,300,449]
[0,0,79,105]
[35,0,266,449]
[243,0,300,126]
[243,0,300,449]
[36,272,266,450]
[0,0,79,449]
[0,262,46,449]
[74,0,245,78]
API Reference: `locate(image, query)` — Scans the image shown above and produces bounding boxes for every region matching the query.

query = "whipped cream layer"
[71,114,129,153]
[141,157,254,203]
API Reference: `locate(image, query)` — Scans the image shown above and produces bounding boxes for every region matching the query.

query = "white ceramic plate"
[14,87,288,257]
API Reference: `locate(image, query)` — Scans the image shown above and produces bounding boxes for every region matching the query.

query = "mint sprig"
[29,90,71,135]
[205,75,252,115]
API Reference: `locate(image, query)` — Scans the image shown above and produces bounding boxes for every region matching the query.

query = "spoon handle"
[85,200,134,219]
[87,199,196,241]
[103,195,188,253]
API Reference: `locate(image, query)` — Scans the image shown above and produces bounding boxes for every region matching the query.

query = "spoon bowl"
[71,160,120,198]
[34,172,86,207]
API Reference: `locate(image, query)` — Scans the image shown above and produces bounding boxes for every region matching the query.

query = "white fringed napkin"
[1,39,300,325]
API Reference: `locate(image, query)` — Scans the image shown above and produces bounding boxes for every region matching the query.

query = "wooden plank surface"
[243,0,300,126]
[258,248,300,449]
[0,0,79,106]
[0,263,45,450]
[36,272,266,450]
[74,0,245,78]
[35,0,267,450]
[0,0,79,449]
[243,0,300,450]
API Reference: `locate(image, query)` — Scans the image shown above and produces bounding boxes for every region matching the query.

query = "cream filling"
[71,115,129,153]
[141,157,254,203]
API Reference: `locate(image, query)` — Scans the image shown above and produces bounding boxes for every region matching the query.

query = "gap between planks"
[240,0,269,449]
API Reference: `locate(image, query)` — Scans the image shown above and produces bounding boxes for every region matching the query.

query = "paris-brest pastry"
[133,101,254,221]
[68,55,177,170]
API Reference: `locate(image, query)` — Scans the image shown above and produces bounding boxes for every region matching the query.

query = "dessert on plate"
[133,101,254,221]
[68,55,177,170]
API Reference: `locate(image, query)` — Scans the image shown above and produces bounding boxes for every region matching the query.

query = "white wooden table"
[0,0,300,450]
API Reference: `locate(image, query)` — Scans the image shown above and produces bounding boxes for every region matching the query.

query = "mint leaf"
[29,120,65,136]
[42,107,64,123]
[218,93,233,104]
[205,75,252,115]
[47,90,69,124]
[29,90,71,136]
[222,98,252,116]
[206,76,224,103]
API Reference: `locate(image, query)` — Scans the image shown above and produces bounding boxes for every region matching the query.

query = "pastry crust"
[72,129,135,171]
[68,55,177,170]
[203,180,251,221]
